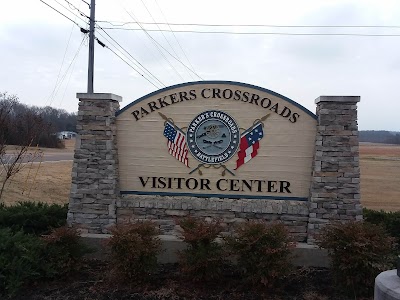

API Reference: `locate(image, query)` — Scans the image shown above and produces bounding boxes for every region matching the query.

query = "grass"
[360,143,400,212]
[1,161,72,205]
[1,141,399,212]
[1,139,74,205]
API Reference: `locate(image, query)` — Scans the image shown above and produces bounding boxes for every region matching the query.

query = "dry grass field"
[0,161,72,205]
[1,141,399,212]
[360,143,400,211]
[0,139,75,205]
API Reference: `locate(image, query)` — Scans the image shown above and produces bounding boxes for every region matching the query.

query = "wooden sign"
[116,81,317,201]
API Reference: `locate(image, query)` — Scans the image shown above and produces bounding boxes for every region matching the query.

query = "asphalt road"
[40,152,74,162]
[2,152,73,163]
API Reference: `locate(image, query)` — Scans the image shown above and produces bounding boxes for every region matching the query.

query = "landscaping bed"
[2,203,398,300]
[13,260,350,300]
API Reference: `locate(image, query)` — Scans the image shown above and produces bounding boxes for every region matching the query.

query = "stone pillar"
[68,93,121,233]
[307,96,362,244]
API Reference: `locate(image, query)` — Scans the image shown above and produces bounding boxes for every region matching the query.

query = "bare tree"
[0,93,17,156]
[0,93,43,202]
[0,145,42,201]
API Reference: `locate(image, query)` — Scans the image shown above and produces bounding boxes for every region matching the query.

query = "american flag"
[163,121,189,167]
[235,122,264,170]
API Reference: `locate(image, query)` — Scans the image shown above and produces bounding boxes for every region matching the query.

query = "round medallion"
[186,110,240,164]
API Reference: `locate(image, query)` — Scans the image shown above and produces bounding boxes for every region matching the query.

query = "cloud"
[1,0,400,130]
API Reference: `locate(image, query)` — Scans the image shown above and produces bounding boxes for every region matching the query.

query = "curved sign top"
[117,81,316,120]
[116,81,317,201]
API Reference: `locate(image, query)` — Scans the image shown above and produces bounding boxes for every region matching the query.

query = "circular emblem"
[186,110,240,164]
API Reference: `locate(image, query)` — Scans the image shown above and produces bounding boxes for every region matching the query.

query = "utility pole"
[87,0,95,93]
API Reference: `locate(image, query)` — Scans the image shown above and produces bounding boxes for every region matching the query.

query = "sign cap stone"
[315,96,360,104]
[76,93,122,102]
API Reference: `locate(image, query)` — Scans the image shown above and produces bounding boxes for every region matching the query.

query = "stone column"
[68,93,121,233]
[307,96,362,244]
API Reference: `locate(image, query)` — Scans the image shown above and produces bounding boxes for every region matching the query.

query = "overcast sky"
[1,0,400,130]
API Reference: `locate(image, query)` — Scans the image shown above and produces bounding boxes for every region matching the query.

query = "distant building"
[56,131,77,139]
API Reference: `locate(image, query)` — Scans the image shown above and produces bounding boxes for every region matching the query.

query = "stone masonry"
[68,93,121,233]
[118,195,309,242]
[67,93,361,243]
[307,96,362,243]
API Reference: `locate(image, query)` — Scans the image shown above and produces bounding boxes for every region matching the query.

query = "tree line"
[0,92,77,149]
[359,130,400,145]
[2,92,399,148]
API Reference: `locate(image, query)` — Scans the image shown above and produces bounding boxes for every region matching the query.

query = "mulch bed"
[12,259,364,300]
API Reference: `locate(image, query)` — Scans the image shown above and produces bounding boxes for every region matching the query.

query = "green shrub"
[363,208,387,224]
[0,228,44,297]
[0,201,67,235]
[364,208,400,250]
[177,217,226,282]
[226,221,295,287]
[316,221,395,297]
[41,226,90,278]
[107,221,162,281]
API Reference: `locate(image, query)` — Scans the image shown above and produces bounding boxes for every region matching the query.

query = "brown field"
[0,139,75,205]
[359,143,400,211]
[1,141,399,212]
[360,142,400,158]
[0,161,72,205]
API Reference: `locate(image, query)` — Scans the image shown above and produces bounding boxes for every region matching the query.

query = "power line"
[61,0,90,20]
[55,0,85,107]
[94,28,163,88]
[39,0,88,105]
[58,39,85,107]
[48,8,80,106]
[39,0,84,27]
[154,0,198,81]
[139,0,194,80]
[121,7,186,82]
[94,28,162,89]
[95,37,160,89]
[96,24,166,87]
[51,36,87,105]
[43,0,165,90]
[44,35,86,107]
[79,0,90,7]
[120,8,203,79]
[101,22,174,84]
[97,20,400,29]
[99,27,400,37]
[50,0,89,24]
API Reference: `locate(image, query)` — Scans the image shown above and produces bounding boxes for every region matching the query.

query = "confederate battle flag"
[235,122,264,170]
